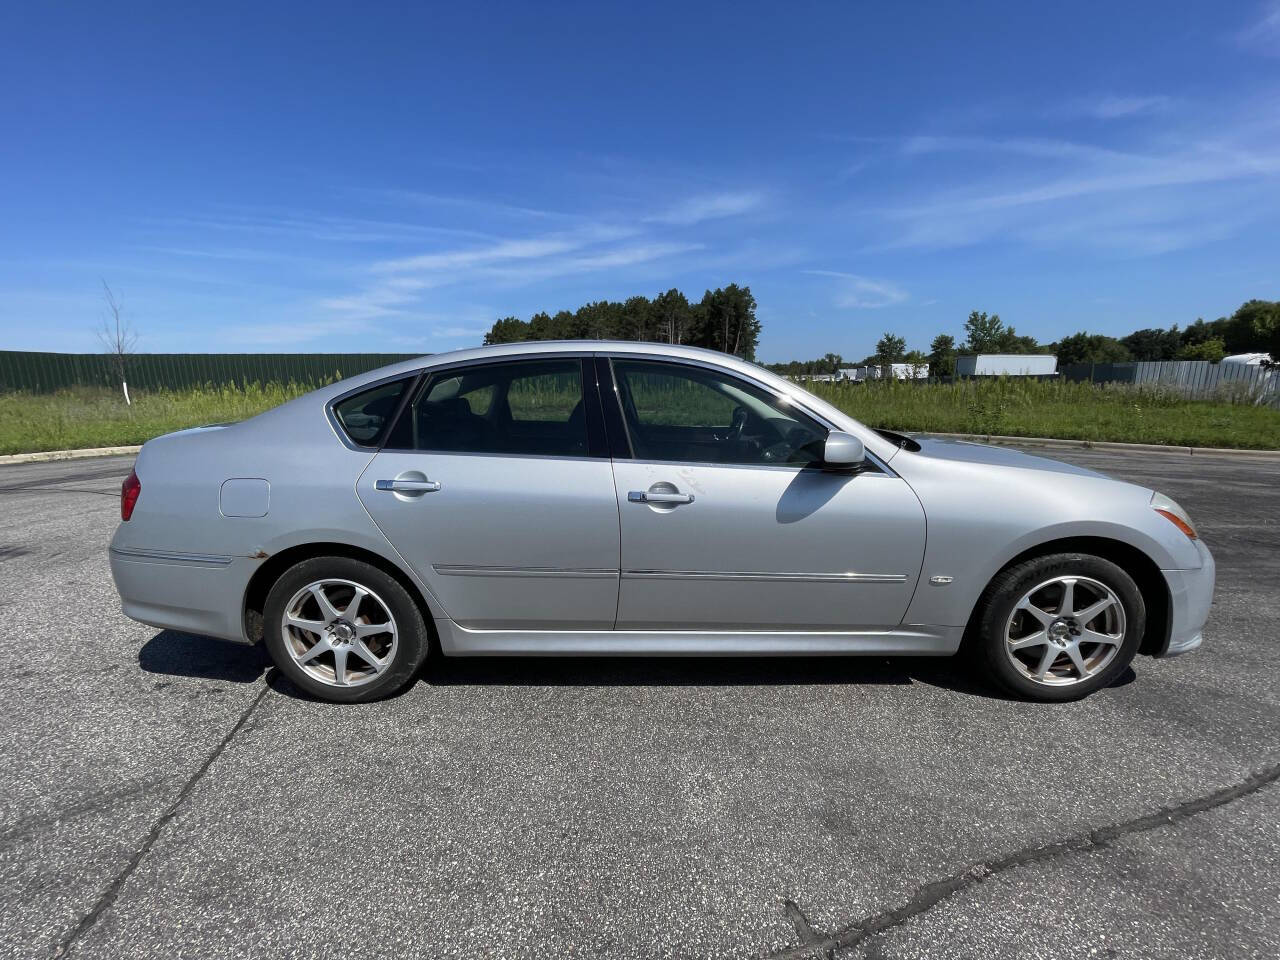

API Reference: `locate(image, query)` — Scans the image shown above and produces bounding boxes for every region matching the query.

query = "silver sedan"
[108,341,1214,703]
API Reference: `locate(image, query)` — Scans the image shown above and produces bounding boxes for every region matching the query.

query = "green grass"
[2,376,1278,455]
[0,383,319,455]
[802,377,1280,450]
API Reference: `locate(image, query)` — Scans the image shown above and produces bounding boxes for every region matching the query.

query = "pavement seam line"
[766,759,1280,959]
[51,683,271,958]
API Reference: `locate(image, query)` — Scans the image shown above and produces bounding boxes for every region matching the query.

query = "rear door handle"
[376,478,441,493]
[628,490,694,504]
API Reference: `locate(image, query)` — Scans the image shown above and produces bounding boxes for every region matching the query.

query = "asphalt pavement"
[1,447,1277,959]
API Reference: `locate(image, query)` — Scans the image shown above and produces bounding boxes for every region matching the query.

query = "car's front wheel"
[263,556,429,703]
[972,552,1145,702]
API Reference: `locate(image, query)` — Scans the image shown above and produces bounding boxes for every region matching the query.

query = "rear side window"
[331,378,411,447]
[386,358,589,457]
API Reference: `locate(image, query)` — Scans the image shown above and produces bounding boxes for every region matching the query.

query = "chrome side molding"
[622,569,907,583]
[432,564,616,579]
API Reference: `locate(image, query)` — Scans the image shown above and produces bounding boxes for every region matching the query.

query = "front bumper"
[1156,539,1215,657]
[109,547,257,643]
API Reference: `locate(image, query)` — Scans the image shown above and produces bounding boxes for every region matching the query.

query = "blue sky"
[1,1,1277,362]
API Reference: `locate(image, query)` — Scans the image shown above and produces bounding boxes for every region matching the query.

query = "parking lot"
[1,446,1277,959]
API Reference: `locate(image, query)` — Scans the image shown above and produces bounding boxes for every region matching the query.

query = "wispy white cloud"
[131,245,338,268]
[316,276,440,321]
[150,211,492,244]
[324,225,699,329]
[357,188,575,221]
[1014,197,1249,256]
[896,142,1274,221]
[220,317,376,346]
[126,184,775,350]
[873,127,1280,255]
[804,270,909,308]
[899,135,1135,163]
[1064,95,1173,119]
[645,191,765,226]
[372,235,588,274]
[476,242,702,284]
[837,159,871,181]
[1237,2,1280,55]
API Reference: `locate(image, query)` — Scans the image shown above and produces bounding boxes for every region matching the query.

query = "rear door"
[355,356,621,630]
[604,357,926,631]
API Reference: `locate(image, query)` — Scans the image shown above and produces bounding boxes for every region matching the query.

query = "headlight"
[1151,491,1198,540]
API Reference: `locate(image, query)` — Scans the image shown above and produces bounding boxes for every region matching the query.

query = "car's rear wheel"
[972,553,1145,702]
[263,556,429,703]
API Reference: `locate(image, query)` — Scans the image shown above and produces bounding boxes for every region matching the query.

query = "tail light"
[121,468,141,521]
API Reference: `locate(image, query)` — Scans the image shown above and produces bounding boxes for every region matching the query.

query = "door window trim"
[325,371,425,452]
[598,354,891,474]
[593,356,633,459]
[377,354,608,460]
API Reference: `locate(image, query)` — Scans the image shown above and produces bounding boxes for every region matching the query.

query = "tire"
[971,552,1145,702]
[263,556,430,703]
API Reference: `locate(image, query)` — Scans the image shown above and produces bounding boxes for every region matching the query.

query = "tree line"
[482,284,761,360]
[767,299,1279,378]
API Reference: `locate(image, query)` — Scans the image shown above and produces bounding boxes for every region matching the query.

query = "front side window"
[332,378,412,447]
[386,358,588,457]
[611,359,827,466]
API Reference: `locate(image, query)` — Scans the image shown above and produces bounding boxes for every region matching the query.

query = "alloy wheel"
[280,578,399,687]
[1003,575,1126,686]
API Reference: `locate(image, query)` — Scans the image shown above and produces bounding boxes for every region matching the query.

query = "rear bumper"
[109,547,255,643]
[1156,540,1215,658]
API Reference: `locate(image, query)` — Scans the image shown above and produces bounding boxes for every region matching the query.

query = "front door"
[357,356,620,630]
[606,358,926,631]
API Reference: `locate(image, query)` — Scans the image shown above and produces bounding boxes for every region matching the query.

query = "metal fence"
[0,351,423,393]
[1060,360,1278,406]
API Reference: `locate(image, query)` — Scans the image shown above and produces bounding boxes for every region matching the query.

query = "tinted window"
[388,359,589,457]
[332,378,411,446]
[612,360,827,466]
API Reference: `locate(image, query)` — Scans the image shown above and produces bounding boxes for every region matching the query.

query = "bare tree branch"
[96,280,137,403]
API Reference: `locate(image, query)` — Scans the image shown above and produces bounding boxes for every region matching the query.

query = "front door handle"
[376,478,441,493]
[628,489,694,504]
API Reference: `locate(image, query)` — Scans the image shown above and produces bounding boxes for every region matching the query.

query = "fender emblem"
[929,575,954,585]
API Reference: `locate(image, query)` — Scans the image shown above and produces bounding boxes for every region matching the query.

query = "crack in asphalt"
[50,683,271,959]
[784,899,833,960]
[767,760,1280,959]
[31,487,121,498]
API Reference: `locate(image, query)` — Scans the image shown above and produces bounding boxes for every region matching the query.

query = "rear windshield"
[332,378,412,447]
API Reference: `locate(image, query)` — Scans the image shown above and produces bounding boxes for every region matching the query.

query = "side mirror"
[823,431,866,469]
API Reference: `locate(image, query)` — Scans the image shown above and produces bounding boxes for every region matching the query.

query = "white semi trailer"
[955,354,1058,376]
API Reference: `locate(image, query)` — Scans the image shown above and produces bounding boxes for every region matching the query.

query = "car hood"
[905,435,1109,479]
